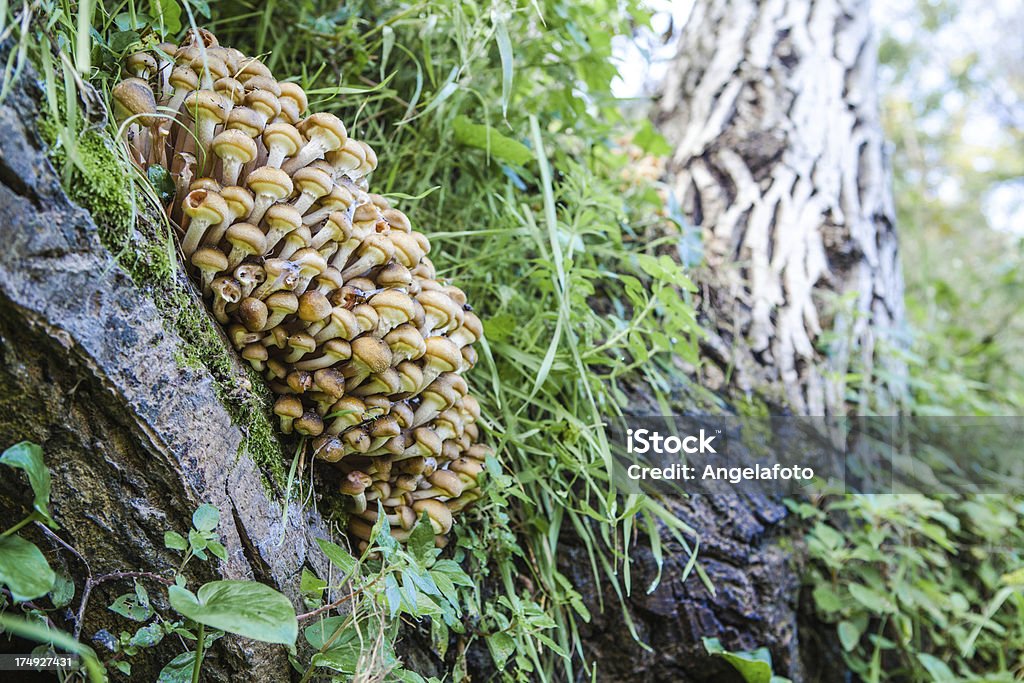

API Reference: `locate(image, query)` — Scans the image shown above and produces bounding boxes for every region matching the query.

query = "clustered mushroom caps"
[113,28,490,550]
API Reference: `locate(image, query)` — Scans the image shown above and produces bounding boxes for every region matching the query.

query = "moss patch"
[39,113,287,491]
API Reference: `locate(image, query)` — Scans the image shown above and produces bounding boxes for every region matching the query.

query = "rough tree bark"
[574,2,904,681]
[657,0,905,416]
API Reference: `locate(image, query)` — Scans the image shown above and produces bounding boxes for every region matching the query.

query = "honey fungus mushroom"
[114,30,489,549]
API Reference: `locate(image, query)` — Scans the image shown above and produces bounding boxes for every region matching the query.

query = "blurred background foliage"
[876,0,1024,415]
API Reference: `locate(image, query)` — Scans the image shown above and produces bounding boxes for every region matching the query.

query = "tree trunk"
[575,2,905,681]
[656,0,905,416]
[0,53,333,681]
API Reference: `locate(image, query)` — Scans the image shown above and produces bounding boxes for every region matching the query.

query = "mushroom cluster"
[112,29,489,550]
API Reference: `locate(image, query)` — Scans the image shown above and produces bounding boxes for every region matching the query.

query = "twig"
[36,523,172,641]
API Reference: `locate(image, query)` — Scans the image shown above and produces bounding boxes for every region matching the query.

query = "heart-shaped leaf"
[168,581,297,645]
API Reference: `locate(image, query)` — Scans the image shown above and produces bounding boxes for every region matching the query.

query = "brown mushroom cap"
[412,498,453,535]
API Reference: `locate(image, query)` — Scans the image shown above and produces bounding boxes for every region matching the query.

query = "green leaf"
[129,622,164,649]
[431,616,449,659]
[207,541,227,562]
[702,637,775,683]
[315,538,357,579]
[168,581,297,644]
[146,165,175,203]
[148,0,182,36]
[192,504,220,533]
[408,514,438,567]
[453,115,532,166]
[50,570,75,608]
[812,584,843,614]
[157,651,194,683]
[837,620,862,652]
[487,631,515,670]
[300,568,326,599]
[0,535,56,601]
[848,583,897,614]
[492,10,514,118]
[916,653,956,681]
[632,119,672,156]
[188,529,208,551]
[164,531,188,551]
[109,587,153,622]
[1,441,56,528]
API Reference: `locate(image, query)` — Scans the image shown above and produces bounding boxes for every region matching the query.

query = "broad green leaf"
[453,115,532,166]
[300,568,326,599]
[0,535,56,601]
[702,637,775,683]
[192,504,219,533]
[164,531,187,551]
[848,583,897,614]
[812,584,843,613]
[129,622,164,649]
[838,620,862,652]
[168,581,297,645]
[157,651,194,683]
[1,441,56,528]
[148,0,182,36]
[487,631,515,670]
[50,570,75,608]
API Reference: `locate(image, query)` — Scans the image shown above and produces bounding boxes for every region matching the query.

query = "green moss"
[37,118,133,253]
[38,113,287,492]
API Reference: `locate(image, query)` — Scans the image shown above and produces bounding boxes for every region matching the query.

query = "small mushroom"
[340,470,373,514]
[274,395,303,435]
[411,498,454,535]
[291,166,334,214]
[262,122,303,169]
[211,129,257,185]
[282,113,348,173]
[209,276,241,324]
[224,222,267,270]
[246,166,294,225]
[190,246,229,296]
[262,291,300,330]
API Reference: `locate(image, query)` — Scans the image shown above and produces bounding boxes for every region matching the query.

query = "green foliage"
[0,441,57,602]
[168,581,298,645]
[702,637,792,683]
[797,494,1024,681]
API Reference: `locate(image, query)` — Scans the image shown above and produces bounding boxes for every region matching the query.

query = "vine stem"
[191,623,205,683]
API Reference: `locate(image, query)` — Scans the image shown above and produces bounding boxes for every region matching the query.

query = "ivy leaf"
[0,535,56,601]
[168,581,297,644]
[1,441,56,528]
[192,505,220,533]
